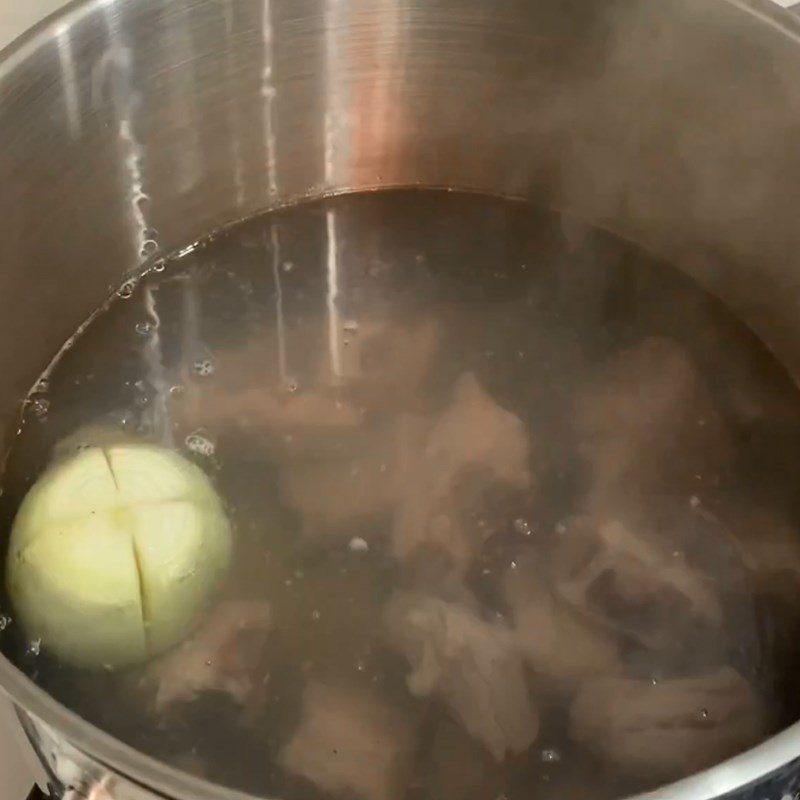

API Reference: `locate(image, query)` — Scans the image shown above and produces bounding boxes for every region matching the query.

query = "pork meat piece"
[186,385,361,436]
[553,516,722,653]
[180,316,439,443]
[732,509,800,654]
[392,373,532,571]
[147,601,272,713]
[425,373,531,490]
[428,720,503,800]
[384,591,538,761]
[279,682,414,800]
[575,336,730,503]
[173,328,364,459]
[569,668,764,781]
[318,317,441,410]
[280,450,396,540]
[504,560,620,687]
[279,417,426,542]
[737,508,800,581]
[178,382,364,463]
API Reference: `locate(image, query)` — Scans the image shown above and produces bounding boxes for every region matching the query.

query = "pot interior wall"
[3,0,800,456]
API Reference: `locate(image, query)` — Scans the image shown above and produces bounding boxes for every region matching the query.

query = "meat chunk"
[428,720,502,800]
[426,373,531,490]
[553,516,722,653]
[179,316,439,447]
[504,560,620,687]
[279,682,414,800]
[173,328,364,460]
[392,373,532,571]
[319,317,441,409]
[737,509,800,581]
[384,591,538,761]
[575,337,729,503]
[186,385,361,440]
[279,419,424,542]
[569,668,764,781]
[734,509,800,663]
[280,451,395,540]
[178,382,364,464]
[146,601,272,713]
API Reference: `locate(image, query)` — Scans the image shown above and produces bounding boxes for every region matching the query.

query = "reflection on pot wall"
[4,0,800,440]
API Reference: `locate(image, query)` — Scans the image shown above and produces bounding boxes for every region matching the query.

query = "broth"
[3,189,800,799]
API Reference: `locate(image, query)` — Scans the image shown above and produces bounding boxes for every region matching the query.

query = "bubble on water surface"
[140,239,159,258]
[117,280,137,299]
[193,359,215,377]
[185,431,216,457]
[513,518,532,536]
[541,748,561,763]
[29,398,50,419]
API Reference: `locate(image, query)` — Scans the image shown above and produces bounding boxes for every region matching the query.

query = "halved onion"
[6,444,232,669]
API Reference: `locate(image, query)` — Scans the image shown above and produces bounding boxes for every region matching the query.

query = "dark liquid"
[4,190,800,800]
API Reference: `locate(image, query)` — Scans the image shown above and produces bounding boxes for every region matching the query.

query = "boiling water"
[4,190,800,800]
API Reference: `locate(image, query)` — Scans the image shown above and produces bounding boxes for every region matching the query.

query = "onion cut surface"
[6,445,232,669]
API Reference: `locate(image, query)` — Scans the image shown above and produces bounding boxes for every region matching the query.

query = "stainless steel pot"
[4,0,800,798]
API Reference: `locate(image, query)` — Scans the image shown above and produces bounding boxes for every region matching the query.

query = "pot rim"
[2,1,800,798]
